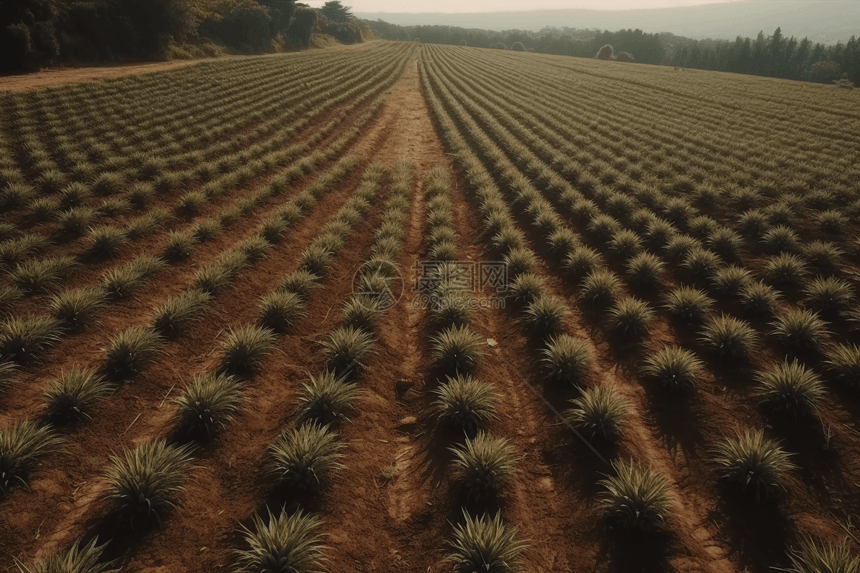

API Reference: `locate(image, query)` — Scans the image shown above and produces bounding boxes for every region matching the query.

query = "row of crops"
[418,44,860,570]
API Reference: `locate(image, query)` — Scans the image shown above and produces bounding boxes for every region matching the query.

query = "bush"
[296,370,357,425]
[11,256,77,293]
[711,265,752,298]
[567,385,629,442]
[508,273,545,305]
[44,367,109,424]
[153,289,211,339]
[431,324,484,374]
[765,253,809,287]
[641,347,703,391]
[626,252,664,291]
[221,325,276,378]
[235,508,324,573]
[104,439,193,528]
[0,314,63,365]
[433,374,497,433]
[175,373,240,441]
[563,246,602,280]
[0,420,63,493]
[102,255,166,299]
[503,247,536,279]
[824,343,860,390]
[761,225,801,254]
[450,431,515,502]
[323,326,374,379]
[699,314,758,361]
[609,297,655,340]
[770,308,829,353]
[712,429,795,503]
[739,280,780,317]
[580,269,621,308]
[447,510,527,573]
[788,538,860,573]
[269,421,344,494]
[595,44,614,60]
[13,537,113,573]
[757,359,826,421]
[664,286,714,325]
[803,276,854,317]
[279,269,320,300]
[259,291,306,333]
[682,246,722,280]
[102,326,162,381]
[608,229,643,260]
[520,295,567,336]
[599,459,671,531]
[51,287,106,330]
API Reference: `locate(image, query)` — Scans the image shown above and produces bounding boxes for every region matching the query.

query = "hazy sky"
[308,0,741,12]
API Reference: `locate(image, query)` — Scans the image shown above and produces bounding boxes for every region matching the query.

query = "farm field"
[1,39,860,573]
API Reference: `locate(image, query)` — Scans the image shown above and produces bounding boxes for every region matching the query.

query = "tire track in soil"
[0,164,373,571]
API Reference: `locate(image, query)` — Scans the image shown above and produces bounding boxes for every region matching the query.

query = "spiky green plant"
[341,295,381,332]
[542,334,590,385]
[0,234,51,269]
[0,361,14,393]
[711,265,753,298]
[193,251,248,294]
[176,190,205,216]
[609,297,654,340]
[13,536,117,573]
[566,385,629,442]
[599,459,671,531]
[682,246,722,280]
[757,359,826,421]
[563,245,602,280]
[234,508,325,573]
[29,196,60,221]
[11,256,77,293]
[0,285,24,311]
[103,439,193,527]
[102,255,165,299]
[296,370,357,425]
[547,227,578,257]
[57,206,97,236]
[430,293,471,328]
[788,537,860,573]
[0,315,63,365]
[626,252,664,291]
[804,276,854,317]
[431,324,484,374]
[450,432,515,502]
[221,325,276,378]
[51,287,106,330]
[447,510,527,573]
[699,314,758,361]
[645,218,677,249]
[102,326,162,381]
[192,219,221,242]
[817,210,847,235]
[765,253,809,287]
[508,272,545,305]
[770,308,829,353]
[503,247,536,279]
[641,347,703,391]
[256,291,305,334]
[709,227,743,259]
[824,343,860,390]
[580,269,621,308]
[128,182,155,209]
[739,280,780,317]
[239,235,271,262]
[36,169,67,195]
[44,367,109,423]
[587,214,621,240]
[520,295,567,335]
[608,229,643,260]
[802,241,843,275]
[175,373,241,441]
[279,269,320,300]
[88,226,128,259]
[712,428,795,503]
[300,244,334,276]
[662,235,700,264]
[491,225,525,255]
[152,289,211,339]
[433,374,497,433]
[0,420,63,492]
[269,421,344,494]
[91,172,124,196]
[163,229,196,261]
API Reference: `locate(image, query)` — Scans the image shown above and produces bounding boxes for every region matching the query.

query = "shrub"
[269,421,344,494]
[503,247,536,279]
[563,246,602,280]
[259,291,306,334]
[51,286,106,330]
[57,206,97,236]
[599,459,671,531]
[0,315,63,365]
[234,508,325,573]
[788,538,860,573]
[192,219,221,242]
[296,370,357,425]
[104,439,193,527]
[608,229,642,260]
[765,253,809,287]
[279,269,320,300]
[520,295,567,336]
[824,343,860,390]
[300,244,334,276]
[567,384,629,442]
[11,256,77,293]
[803,276,854,316]
[738,209,770,239]
[711,265,752,298]
[682,246,722,280]
[580,269,621,308]
[595,44,614,60]
[175,373,241,441]
[739,280,780,317]
[176,190,206,216]
[1,183,35,209]
[817,210,847,235]
[802,241,842,275]
[127,182,155,209]
[102,255,166,299]
[547,227,578,257]
[102,326,162,381]
[29,196,60,221]
[0,235,51,270]
[587,214,621,241]
[689,216,719,241]
[221,325,276,378]
[88,225,128,259]
[91,172,124,196]
[450,510,534,571]
[193,251,248,294]
[662,235,700,264]
[542,334,590,385]
[341,295,381,332]
[626,252,664,291]
[712,429,795,503]
[0,420,63,493]
[490,226,525,255]
[12,537,114,573]
[450,432,515,502]
[44,367,109,423]
[762,225,801,254]
[609,297,655,340]
[0,361,14,393]
[641,347,703,391]
[163,229,196,261]
[322,325,374,379]
[433,374,497,432]
[152,289,211,339]
[431,293,472,328]
[239,235,271,262]
[0,285,23,312]
[770,308,829,353]
[432,324,484,374]
[507,272,545,305]
[645,218,677,249]
[757,359,826,421]
[699,314,758,361]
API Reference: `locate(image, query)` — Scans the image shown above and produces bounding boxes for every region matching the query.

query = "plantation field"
[1,40,860,573]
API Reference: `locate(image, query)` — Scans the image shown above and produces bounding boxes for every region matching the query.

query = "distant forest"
[367,20,860,85]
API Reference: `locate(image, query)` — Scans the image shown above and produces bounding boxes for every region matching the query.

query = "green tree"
[320,1,353,23]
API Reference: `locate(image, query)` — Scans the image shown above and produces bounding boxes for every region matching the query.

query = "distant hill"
[356,1,858,44]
